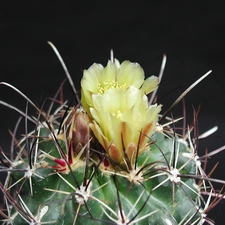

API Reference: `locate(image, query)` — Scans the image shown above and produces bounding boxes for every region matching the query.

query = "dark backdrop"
[0,1,225,224]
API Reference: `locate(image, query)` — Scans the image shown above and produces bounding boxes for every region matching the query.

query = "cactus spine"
[0,45,225,225]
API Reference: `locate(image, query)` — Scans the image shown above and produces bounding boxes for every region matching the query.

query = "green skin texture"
[9,130,203,225]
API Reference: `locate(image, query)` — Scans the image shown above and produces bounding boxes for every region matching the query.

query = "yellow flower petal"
[117,61,144,88]
[141,76,159,94]
[82,63,104,93]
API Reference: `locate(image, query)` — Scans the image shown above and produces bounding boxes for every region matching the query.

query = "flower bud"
[66,107,92,155]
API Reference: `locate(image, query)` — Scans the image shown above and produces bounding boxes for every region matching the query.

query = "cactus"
[0,43,225,225]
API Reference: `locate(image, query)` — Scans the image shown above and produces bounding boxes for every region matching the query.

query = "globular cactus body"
[8,131,202,225]
[0,47,224,225]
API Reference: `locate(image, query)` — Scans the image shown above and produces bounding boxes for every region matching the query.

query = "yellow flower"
[81,59,161,167]
[81,60,158,114]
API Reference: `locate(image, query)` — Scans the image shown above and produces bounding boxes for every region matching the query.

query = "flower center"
[115,110,123,119]
[97,81,126,94]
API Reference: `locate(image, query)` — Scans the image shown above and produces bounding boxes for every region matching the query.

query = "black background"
[0,1,225,224]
